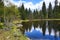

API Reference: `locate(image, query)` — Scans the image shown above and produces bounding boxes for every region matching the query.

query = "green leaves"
[4,5,20,22]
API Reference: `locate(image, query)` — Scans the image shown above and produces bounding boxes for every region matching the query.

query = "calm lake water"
[21,20,60,40]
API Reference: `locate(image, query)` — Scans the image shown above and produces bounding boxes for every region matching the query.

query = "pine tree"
[18,4,25,20]
[35,9,38,19]
[58,3,60,18]
[48,2,53,18]
[53,0,58,18]
[28,8,32,20]
[33,9,38,19]
[55,0,58,6]
[42,2,47,19]
[33,10,36,19]
[59,3,60,13]
[25,8,28,19]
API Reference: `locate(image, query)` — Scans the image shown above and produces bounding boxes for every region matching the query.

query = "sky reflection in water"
[25,26,60,40]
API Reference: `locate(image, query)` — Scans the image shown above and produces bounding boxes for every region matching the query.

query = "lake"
[20,20,60,40]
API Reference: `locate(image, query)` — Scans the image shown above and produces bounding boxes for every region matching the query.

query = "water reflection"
[21,21,32,34]
[25,26,55,40]
[20,20,60,39]
[48,21,53,35]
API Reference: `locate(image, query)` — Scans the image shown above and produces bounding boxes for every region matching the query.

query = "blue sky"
[13,0,20,1]
[13,0,42,4]
[22,0,42,4]
[13,0,20,2]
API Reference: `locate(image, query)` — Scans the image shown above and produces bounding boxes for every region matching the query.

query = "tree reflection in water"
[20,20,60,38]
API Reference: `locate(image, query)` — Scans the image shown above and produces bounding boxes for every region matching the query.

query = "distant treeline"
[18,0,60,20]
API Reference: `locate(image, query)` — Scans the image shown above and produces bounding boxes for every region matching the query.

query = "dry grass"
[0,29,28,40]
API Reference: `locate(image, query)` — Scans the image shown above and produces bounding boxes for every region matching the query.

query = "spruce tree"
[18,4,25,20]
[42,2,47,19]
[33,10,36,19]
[33,9,38,19]
[53,0,58,18]
[25,8,28,19]
[48,2,53,18]
[28,8,32,19]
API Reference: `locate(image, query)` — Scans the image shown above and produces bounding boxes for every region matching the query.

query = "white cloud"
[4,0,60,10]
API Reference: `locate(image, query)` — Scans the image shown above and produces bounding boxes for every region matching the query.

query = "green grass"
[12,19,60,24]
[0,29,28,40]
[16,19,60,23]
[0,27,28,40]
[0,22,29,40]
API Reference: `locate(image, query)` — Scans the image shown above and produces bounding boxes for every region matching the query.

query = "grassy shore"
[0,29,28,40]
[13,19,60,23]
[0,22,29,40]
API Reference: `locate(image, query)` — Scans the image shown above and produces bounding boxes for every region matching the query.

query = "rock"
[16,23,23,27]
[27,38,30,40]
